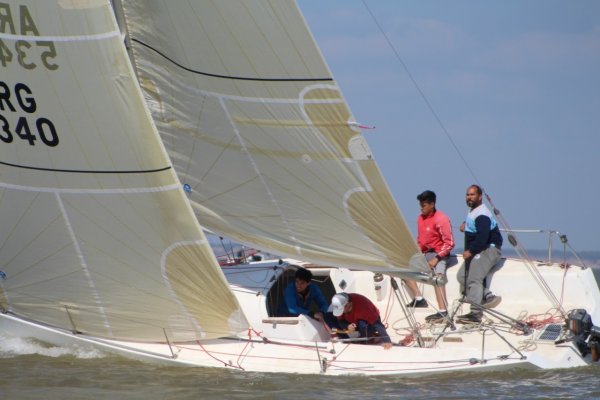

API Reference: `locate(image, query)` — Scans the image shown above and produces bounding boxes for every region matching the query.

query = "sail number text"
[0,81,58,147]
[0,3,58,70]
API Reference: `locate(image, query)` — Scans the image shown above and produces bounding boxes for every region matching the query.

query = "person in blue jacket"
[456,184,503,323]
[278,268,329,321]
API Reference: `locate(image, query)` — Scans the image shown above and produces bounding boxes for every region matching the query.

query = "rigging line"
[194,340,244,370]
[130,38,333,82]
[362,0,562,278]
[360,0,480,186]
[362,2,571,314]
[486,194,565,313]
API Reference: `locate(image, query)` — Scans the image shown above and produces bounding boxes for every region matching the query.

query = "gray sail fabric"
[0,0,247,342]
[121,0,429,274]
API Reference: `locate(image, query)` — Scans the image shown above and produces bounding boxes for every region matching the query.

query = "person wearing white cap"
[329,292,392,349]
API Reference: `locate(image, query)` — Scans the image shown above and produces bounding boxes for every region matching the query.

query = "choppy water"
[1,347,599,399]
[1,266,599,399]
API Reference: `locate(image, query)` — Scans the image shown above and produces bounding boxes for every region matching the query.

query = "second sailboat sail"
[122,0,429,274]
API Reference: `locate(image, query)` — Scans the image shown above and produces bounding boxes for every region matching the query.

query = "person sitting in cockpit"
[278,268,328,322]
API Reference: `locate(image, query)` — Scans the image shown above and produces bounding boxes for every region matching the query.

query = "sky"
[297,0,600,255]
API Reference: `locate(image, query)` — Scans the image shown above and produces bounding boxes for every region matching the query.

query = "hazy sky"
[297,0,600,254]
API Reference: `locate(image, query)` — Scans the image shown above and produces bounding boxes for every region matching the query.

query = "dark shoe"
[456,312,482,324]
[482,294,502,309]
[405,298,428,308]
[425,311,448,323]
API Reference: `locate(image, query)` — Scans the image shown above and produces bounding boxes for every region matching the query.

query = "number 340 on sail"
[0,80,59,147]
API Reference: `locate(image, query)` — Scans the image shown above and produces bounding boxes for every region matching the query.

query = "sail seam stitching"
[0,31,120,42]
[55,192,112,335]
[0,182,181,195]
[218,97,301,255]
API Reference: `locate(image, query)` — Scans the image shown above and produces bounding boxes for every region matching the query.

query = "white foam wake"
[0,334,105,359]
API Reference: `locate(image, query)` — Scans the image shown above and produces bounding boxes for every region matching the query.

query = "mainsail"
[121,0,429,274]
[0,0,247,341]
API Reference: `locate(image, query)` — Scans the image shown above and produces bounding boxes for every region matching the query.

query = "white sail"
[0,0,247,342]
[121,0,429,274]
[1,0,598,377]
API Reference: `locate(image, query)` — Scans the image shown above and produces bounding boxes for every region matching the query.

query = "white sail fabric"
[121,0,429,273]
[0,0,247,342]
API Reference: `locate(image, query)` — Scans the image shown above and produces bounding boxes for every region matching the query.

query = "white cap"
[328,293,349,316]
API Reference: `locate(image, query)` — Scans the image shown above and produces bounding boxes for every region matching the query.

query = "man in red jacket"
[329,292,392,349]
[416,190,455,323]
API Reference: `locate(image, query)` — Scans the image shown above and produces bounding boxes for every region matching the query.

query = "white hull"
[1,256,599,375]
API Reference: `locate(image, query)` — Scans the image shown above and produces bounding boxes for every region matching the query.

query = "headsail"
[0,0,247,341]
[121,0,429,274]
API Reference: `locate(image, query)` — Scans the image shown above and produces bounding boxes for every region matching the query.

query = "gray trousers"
[456,246,501,315]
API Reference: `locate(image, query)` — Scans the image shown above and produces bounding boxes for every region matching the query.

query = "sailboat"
[1,0,598,375]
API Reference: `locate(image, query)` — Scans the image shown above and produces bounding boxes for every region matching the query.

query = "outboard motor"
[565,309,600,361]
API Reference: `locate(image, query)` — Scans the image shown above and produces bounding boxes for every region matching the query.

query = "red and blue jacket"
[417,209,455,258]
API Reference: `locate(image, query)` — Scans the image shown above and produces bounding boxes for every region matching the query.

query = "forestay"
[121,0,429,274]
[0,0,247,342]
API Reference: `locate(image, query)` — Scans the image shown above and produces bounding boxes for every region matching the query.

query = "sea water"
[1,350,599,399]
[1,267,599,400]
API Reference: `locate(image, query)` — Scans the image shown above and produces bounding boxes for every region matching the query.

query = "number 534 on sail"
[0,2,59,70]
[0,39,58,70]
